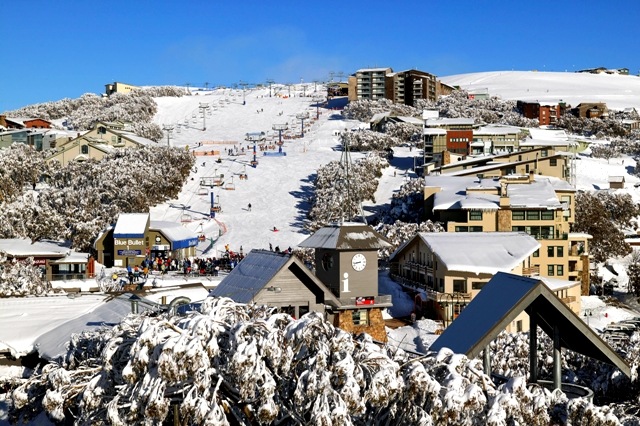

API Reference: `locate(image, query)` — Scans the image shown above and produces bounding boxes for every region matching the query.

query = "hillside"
[441,70,640,111]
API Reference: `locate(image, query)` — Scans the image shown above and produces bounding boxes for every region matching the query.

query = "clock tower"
[299,222,393,341]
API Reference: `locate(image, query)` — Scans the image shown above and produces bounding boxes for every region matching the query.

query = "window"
[526,211,540,220]
[453,279,466,293]
[512,210,525,220]
[547,246,554,257]
[550,158,557,166]
[455,226,468,232]
[541,149,548,157]
[81,144,89,154]
[512,226,526,232]
[557,246,564,257]
[547,265,555,276]
[533,249,539,257]
[352,309,368,326]
[516,320,523,332]
[472,281,485,290]
[469,226,483,232]
[557,265,564,276]
[469,211,483,221]
[541,210,554,220]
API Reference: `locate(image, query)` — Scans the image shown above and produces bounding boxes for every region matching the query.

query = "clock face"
[351,253,367,271]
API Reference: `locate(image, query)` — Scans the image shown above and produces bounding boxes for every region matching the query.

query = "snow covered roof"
[425,175,501,211]
[34,294,158,360]
[0,238,70,258]
[527,128,569,140]
[417,232,540,275]
[422,128,447,135]
[506,177,564,209]
[118,131,156,146]
[298,222,392,250]
[519,138,572,148]
[395,116,423,126]
[49,251,89,264]
[150,220,199,249]
[427,175,573,210]
[0,294,154,359]
[538,276,579,291]
[429,272,631,377]
[425,118,475,127]
[474,125,521,136]
[369,112,390,123]
[113,213,149,238]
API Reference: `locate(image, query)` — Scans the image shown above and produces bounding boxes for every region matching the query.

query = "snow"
[441,70,640,111]
[113,213,148,237]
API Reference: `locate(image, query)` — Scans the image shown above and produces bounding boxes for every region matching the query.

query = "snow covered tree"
[627,250,640,296]
[0,253,55,297]
[9,298,640,425]
[573,191,632,262]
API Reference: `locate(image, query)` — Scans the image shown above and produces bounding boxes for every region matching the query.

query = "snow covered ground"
[441,70,640,111]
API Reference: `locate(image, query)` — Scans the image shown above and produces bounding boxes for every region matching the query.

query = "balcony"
[522,266,540,276]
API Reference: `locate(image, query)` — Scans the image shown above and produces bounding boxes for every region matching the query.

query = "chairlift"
[197,187,209,196]
[181,213,193,223]
[224,176,236,190]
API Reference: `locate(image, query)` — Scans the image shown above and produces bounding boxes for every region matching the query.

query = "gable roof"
[298,222,392,251]
[393,232,539,275]
[429,272,630,377]
[209,249,341,306]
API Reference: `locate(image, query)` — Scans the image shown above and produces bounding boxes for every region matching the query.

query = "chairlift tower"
[199,103,210,130]
[296,112,309,137]
[333,136,367,224]
[245,131,265,168]
[312,95,325,119]
[162,124,174,147]
[266,78,275,97]
[272,123,288,145]
[239,80,249,105]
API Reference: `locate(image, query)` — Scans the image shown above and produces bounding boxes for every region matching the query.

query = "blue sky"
[2,0,639,112]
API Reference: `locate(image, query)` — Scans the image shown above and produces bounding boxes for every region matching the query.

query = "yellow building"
[423,173,591,295]
[389,232,582,331]
[45,122,155,167]
[436,146,572,183]
[105,82,139,96]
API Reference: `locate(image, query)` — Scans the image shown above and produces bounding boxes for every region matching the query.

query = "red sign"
[356,296,375,306]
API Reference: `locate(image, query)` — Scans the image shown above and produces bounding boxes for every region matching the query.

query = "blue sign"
[117,250,142,256]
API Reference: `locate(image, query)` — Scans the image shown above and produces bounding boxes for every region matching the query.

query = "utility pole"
[162,124,174,147]
[312,79,319,93]
[266,79,275,97]
[204,82,209,90]
[199,103,210,130]
[185,83,191,94]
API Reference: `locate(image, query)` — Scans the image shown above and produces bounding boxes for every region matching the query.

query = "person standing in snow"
[248,203,252,211]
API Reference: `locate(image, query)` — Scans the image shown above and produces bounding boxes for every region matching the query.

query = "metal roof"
[298,222,392,251]
[429,272,630,377]
[209,250,341,307]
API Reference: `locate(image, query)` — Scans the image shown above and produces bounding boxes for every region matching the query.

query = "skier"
[248,203,252,211]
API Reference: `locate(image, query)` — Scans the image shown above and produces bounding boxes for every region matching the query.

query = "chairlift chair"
[197,187,209,196]
[181,213,193,223]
